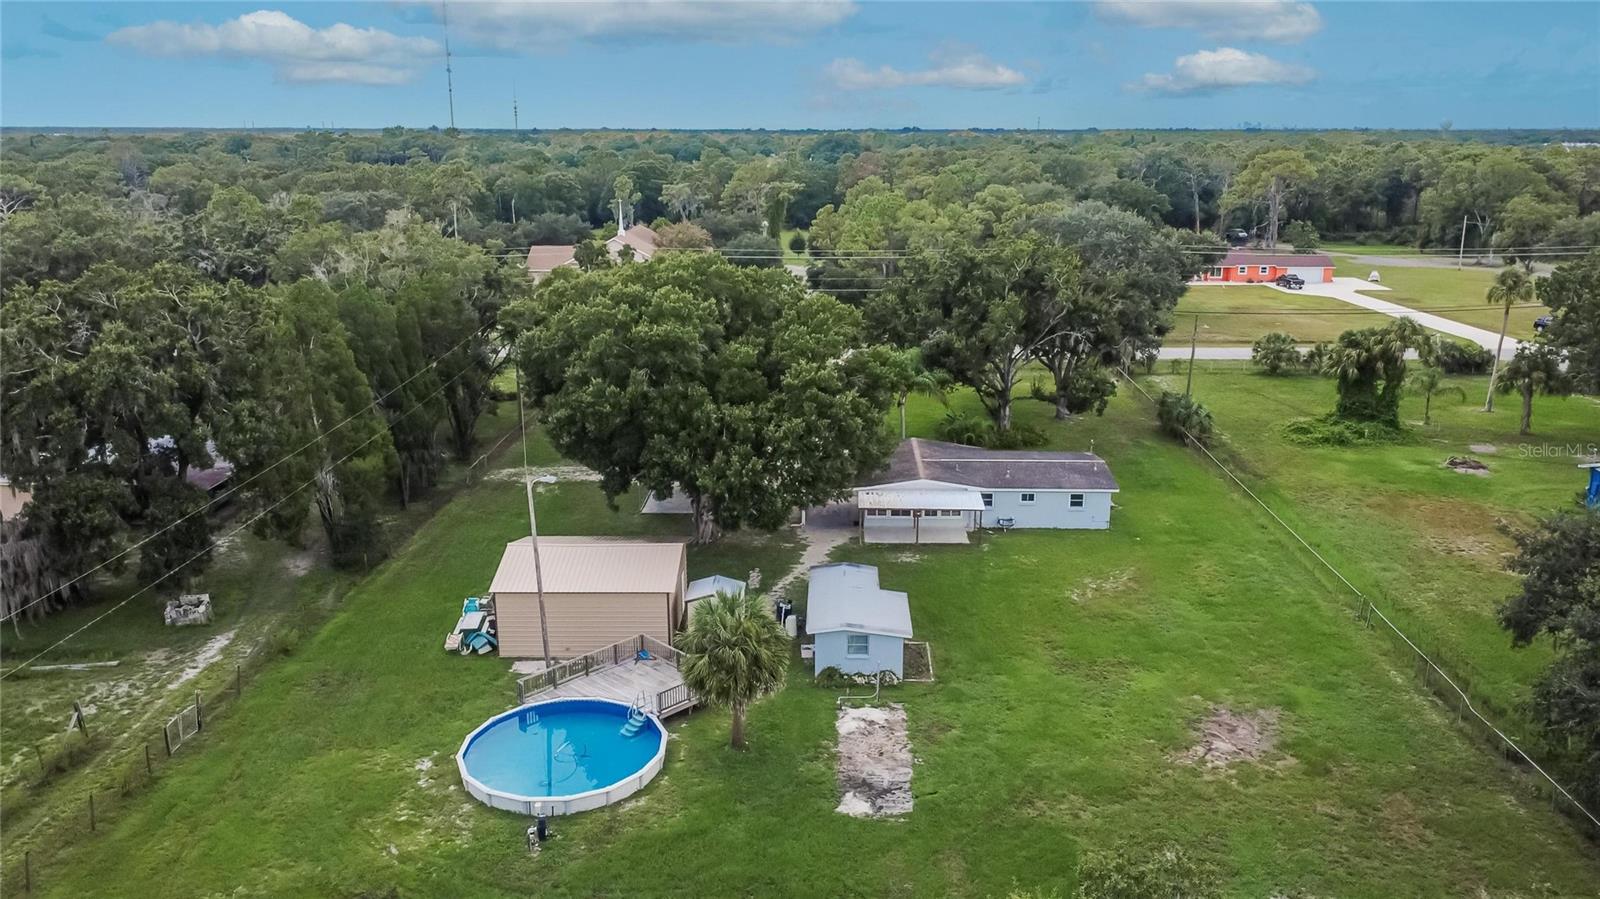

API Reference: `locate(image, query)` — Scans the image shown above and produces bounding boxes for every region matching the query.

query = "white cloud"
[1096,0,1322,43]
[107,10,441,85]
[825,49,1027,91]
[420,0,858,51]
[1133,46,1314,93]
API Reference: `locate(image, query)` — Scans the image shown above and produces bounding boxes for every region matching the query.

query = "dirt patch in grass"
[1068,568,1135,604]
[836,704,913,818]
[1173,706,1284,768]
[902,642,934,682]
[1445,456,1490,476]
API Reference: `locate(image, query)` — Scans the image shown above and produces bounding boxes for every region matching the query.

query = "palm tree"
[1483,267,1534,412]
[891,349,950,439]
[677,590,790,750]
[1495,344,1572,435]
[1406,366,1465,425]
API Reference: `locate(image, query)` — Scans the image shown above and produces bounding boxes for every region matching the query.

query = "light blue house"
[806,563,912,679]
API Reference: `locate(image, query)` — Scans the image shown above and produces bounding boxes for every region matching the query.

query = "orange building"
[1198,251,1334,284]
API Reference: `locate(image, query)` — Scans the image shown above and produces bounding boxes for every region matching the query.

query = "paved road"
[1329,251,1553,275]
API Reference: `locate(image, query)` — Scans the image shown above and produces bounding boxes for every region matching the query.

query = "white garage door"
[1287,266,1326,283]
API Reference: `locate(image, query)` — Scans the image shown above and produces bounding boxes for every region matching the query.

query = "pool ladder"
[619,692,650,737]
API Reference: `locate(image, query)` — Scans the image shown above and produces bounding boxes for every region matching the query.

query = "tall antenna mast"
[442,0,456,129]
[513,81,520,133]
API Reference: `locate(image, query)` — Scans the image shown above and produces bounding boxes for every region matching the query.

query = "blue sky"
[2,1,1596,130]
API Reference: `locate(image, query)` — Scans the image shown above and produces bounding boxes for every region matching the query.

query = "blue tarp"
[1587,468,1599,509]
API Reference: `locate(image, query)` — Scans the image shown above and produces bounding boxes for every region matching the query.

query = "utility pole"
[1185,314,1199,396]
[442,0,456,129]
[515,368,554,662]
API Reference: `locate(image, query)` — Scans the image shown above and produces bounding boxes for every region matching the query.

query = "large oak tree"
[511,253,898,543]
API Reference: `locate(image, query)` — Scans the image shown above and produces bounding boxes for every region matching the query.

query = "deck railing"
[514,634,695,713]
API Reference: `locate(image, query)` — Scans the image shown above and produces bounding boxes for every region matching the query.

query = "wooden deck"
[527,658,695,717]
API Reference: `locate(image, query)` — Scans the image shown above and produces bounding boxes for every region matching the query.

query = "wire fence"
[1116,367,1600,840]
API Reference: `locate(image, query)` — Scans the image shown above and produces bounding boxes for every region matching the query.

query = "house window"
[1236,265,1248,275]
[981,493,993,508]
[1020,493,1036,504]
[1259,265,1270,275]
[846,634,870,657]
[1069,493,1085,508]
[1210,266,1223,278]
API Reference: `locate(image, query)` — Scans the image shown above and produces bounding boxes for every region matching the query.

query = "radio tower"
[442,0,456,129]
[513,82,520,132]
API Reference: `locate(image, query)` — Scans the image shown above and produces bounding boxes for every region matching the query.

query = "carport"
[856,488,986,544]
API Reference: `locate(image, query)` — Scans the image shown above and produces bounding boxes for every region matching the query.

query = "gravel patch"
[836,704,914,818]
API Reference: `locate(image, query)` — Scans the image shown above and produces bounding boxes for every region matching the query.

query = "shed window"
[981,493,993,508]
[846,634,870,656]
[1020,493,1036,504]
[890,509,911,518]
[1069,493,1085,508]
[1259,265,1270,275]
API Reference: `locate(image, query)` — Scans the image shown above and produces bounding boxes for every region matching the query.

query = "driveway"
[1268,277,1518,358]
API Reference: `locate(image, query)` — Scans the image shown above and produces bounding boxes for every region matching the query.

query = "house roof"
[1219,250,1333,268]
[865,438,1119,492]
[857,488,987,511]
[686,574,747,602]
[526,244,578,274]
[609,223,658,260]
[805,563,912,638]
[488,537,684,595]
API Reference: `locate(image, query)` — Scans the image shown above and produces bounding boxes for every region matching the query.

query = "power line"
[0,357,481,679]
[1114,367,1600,832]
[1,330,481,625]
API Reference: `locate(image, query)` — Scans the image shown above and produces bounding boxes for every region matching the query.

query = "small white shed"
[684,574,747,622]
[806,563,911,679]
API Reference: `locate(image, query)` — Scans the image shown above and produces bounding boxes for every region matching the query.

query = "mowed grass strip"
[23,383,1600,898]
[1171,286,1395,345]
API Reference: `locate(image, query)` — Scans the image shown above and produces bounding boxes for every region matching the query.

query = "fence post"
[235,664,242,697]
[163,725,173,757]
[72,700,88,738]
[144,743,153,776]
[88,792,96,832]
[195,691,203,733]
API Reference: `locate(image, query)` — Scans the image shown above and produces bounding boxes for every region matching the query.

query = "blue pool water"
[460,699,664,799]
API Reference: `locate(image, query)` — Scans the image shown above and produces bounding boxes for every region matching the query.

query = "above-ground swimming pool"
[456,698,667,815]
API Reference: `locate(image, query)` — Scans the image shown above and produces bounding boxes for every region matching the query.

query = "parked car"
[1225,228,1251,246]
[1534,315,1552,333]
[1275,273,1305,290]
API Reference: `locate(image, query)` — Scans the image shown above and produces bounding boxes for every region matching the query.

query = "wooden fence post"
[235,664,242,697]
[194,691,203,733]
[163,725,172,757]
[24,850,31,894]
[144,743,153,775]
[72,701,88,738]
[88,792,96,832]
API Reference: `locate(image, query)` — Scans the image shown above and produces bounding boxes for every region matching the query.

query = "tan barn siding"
[494,592,671,658]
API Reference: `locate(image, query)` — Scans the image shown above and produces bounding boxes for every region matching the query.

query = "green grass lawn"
[1331,260,1550,339]
[1172,286,1394,345]
[1322,242,1423,257]
[15,381,1600,898]
[1167,365,1596,722]
[779,228,809,266]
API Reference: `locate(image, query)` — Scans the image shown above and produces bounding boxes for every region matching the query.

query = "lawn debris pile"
[836,704,914,817]
[1174,706,1282,768]
[163,593,213,626]
[1445,456,1490,476]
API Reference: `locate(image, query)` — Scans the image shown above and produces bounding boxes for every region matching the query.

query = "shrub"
[987,423,1047,450]
[1282,414,1407,447]
[720,232,782,268]
[1156,391,1214,445]
[935,411,989,445]
[1435,340,1494,374]
[1251,332,1302,375]
[787,232,807,253]
[1283,219,1321,250]
[1303,341,1332,374]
